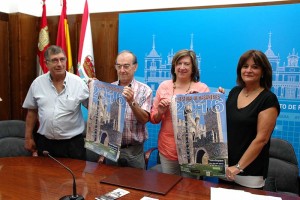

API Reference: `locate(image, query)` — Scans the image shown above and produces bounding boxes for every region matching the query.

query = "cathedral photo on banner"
[118,3,300,169]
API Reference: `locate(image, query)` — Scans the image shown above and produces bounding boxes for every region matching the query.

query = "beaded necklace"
[173,81,192,94]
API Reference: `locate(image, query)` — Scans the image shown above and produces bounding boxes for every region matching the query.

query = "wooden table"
[0,157,299,200]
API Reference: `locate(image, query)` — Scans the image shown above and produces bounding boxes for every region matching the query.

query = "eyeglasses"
[47,57,67,65]
[114,63,134,70]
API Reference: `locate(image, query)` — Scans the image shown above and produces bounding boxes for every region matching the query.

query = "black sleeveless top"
[226,86,280,178]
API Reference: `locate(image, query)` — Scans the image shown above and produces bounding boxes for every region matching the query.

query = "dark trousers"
[35,133,86,160]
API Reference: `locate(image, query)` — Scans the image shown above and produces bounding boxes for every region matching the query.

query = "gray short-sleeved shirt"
[23,72,89,139]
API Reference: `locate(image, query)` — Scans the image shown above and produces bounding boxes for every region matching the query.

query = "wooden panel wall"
[0,12,118,121]
[9,13,38,120]
[46,12,118,83]
[90,13,119,83]
[0,13,10,120]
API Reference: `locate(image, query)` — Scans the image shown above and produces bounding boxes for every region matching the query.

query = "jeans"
[159,152,181,175]
[106,143,145,169]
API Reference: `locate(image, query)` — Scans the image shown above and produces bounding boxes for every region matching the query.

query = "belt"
[120,144,133,149]
[37,133,82,140]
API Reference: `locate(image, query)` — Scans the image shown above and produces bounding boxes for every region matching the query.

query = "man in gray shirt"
[23,45,89,160]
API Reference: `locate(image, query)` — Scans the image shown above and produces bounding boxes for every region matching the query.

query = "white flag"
[77,0,95,82]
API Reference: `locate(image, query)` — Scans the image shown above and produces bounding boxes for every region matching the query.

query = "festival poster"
[170,92,228,177]
[85,80,126,162]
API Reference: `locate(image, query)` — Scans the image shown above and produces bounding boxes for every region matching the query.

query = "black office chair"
[264,138,300,196]
[0,120,32,157]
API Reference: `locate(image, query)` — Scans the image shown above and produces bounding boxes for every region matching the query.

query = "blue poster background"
[118,3,300,170]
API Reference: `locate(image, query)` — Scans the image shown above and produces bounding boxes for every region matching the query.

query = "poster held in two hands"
[85,80,126,162]
[171,92,228,177]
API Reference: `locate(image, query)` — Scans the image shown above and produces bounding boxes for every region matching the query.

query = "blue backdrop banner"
[118,3,300,170]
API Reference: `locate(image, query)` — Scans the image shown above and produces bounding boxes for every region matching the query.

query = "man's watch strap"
[130,101,136,107]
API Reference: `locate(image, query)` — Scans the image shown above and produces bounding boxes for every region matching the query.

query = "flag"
[77,0,96,82]
[56,0,73,73]
[37,0,50,76]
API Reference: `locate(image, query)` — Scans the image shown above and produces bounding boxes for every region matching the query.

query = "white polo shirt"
[23,72,89,139]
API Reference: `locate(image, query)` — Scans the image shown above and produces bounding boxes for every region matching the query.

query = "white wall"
[0,0,292,17]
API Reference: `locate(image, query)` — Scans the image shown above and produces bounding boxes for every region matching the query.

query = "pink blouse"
[150,80,210,160]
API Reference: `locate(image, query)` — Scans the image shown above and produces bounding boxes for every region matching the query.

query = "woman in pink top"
[150,49,210,175]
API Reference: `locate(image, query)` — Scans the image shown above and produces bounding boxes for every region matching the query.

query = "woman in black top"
[225,50,280,188]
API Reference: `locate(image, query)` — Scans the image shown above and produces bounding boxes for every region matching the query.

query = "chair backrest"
[144,147,162,171]
[266,138,299,195]
[0,120,32,157]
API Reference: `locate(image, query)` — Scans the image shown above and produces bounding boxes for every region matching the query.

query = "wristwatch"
[235,163,244,173]
[130,101,136,107]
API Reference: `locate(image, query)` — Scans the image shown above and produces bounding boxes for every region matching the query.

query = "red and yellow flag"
[56,0,73,73]
[37,0,50,76]
[77,0,95,82]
